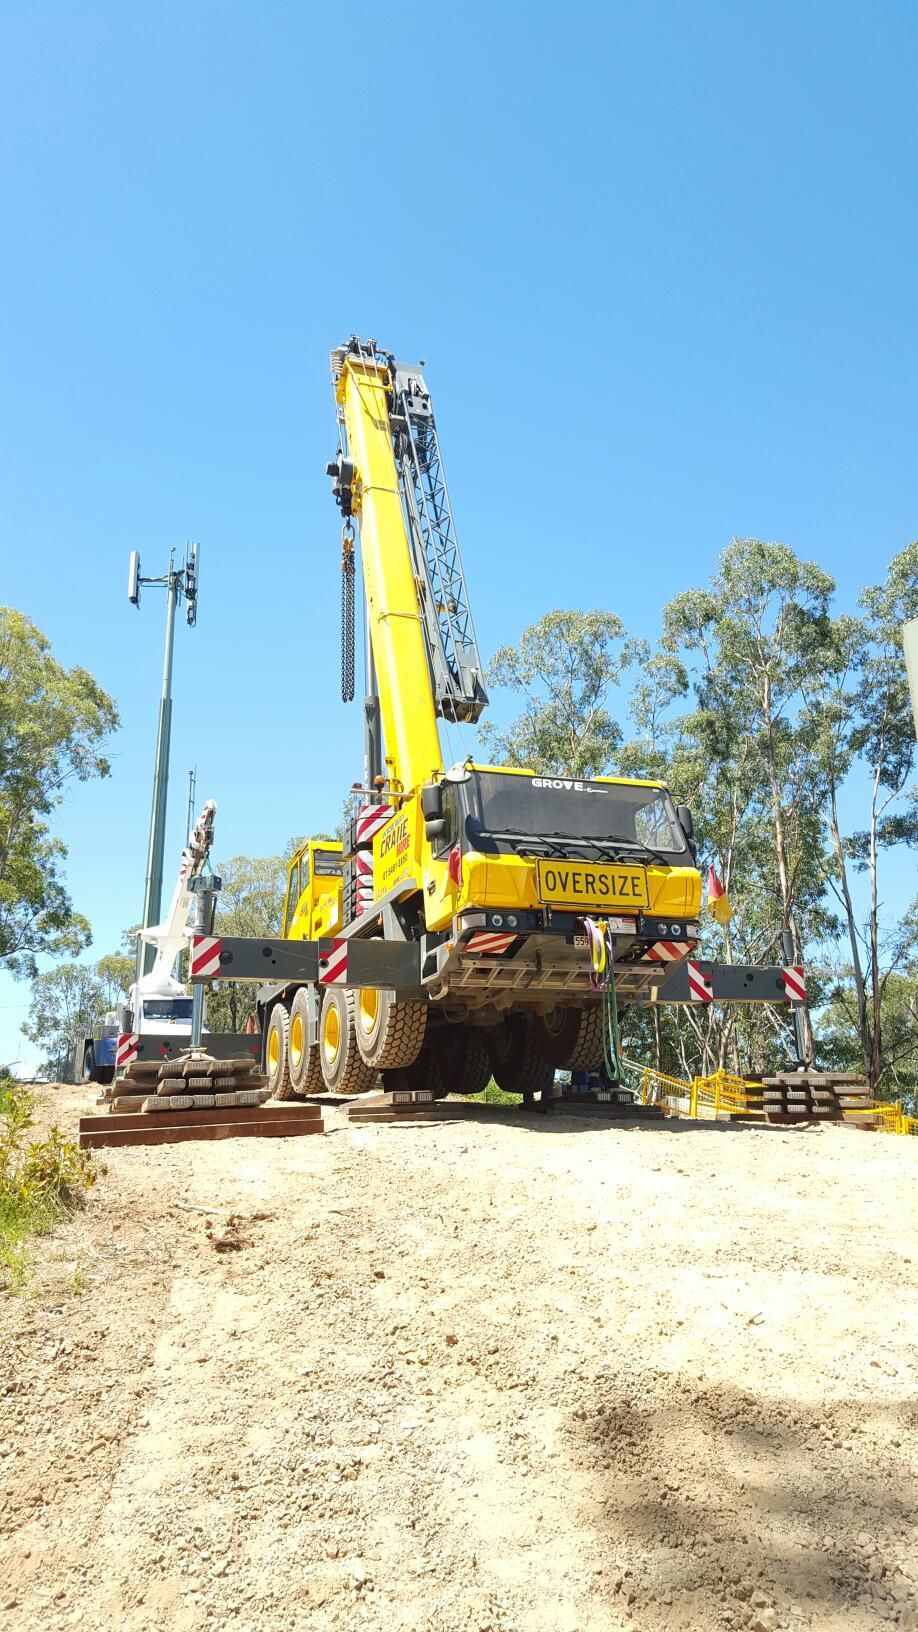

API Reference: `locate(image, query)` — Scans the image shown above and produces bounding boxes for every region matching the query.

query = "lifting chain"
[341,522,356,703]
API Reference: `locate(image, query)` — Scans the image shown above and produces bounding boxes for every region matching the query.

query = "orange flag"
[707,864,733,925]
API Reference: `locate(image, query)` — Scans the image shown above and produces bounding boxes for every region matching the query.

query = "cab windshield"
[452,771,687,860]
[141,998,194,1023]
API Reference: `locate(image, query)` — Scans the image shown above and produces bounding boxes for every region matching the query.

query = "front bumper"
[422,909,700,1006]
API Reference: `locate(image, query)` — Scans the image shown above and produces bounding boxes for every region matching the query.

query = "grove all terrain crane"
[252,339,707,1101]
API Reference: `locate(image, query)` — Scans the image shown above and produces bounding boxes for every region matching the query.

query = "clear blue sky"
[1,2,916,1068]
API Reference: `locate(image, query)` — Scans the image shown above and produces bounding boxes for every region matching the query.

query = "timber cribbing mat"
[344,1090,666,1126]
[79,1102,324,1150]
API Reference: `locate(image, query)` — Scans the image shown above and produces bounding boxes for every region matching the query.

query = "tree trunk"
[867,765,883,1094]
[761,676,815,1063]
[826,786,870,1078]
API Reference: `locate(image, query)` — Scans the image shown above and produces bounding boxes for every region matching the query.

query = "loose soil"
[1,1085,917,1632]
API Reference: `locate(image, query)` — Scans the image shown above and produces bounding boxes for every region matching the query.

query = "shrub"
[0,1073,95,1290]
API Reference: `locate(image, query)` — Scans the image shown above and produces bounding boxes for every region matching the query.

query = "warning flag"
[707,863,733,926]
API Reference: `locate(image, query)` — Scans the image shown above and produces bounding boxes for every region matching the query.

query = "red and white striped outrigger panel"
[354,804,394,916]
[319,939,349,984]
[464,931,517,956]
[190,935,222,979]
[356,803,394,847]
[687,961,714,1003]
[116,1033,139,1069]
[644,940,692,963]
[782,965,806,1003]
[354,849,375,916]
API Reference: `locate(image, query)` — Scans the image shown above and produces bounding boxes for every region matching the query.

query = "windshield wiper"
[583,833,678,865]
[543,831,623,860]
[475,827,567,856]
[474,827,679,865]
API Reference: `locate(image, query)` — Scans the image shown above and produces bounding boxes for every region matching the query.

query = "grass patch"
[466,1078,523,1106]
[0,1072,95,1292]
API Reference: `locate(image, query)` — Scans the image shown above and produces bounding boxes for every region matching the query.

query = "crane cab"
[283,839,344,941]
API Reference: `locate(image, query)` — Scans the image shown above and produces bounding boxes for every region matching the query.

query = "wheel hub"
[323,1004,340,1063]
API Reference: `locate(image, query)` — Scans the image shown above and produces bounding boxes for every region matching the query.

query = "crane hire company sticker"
[375,811,413,895]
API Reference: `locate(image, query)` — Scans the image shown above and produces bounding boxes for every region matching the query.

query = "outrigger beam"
[652,962,800,1005]
[188,935,422,993]
[189,936,800,1008]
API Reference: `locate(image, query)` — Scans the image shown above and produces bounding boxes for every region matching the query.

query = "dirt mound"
[1,1086,916,1631]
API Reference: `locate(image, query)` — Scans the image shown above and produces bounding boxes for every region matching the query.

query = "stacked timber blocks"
[146,1053,272,1112]
[104,1053,271,1113]
[760,1072,872,1125]
[79,1052,324,1149]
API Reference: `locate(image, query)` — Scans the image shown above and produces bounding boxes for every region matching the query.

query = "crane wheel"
[288,987,323,1095]
[381,1038,444,1097]
[488,1014,555,1099]
[355,987,427,1071]
[265,1003,293,1099]
[433,1024,492,1097]
[319,987,377,1094]
[533,1005,605,1070]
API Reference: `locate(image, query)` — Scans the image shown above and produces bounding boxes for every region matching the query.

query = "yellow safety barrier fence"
[622,1061,761,1120]
[623,1058,918,1134]
[847,1100,918,1136]
[691,1070,763,1119]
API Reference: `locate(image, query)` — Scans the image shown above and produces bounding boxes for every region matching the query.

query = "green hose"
[602,959,623,1081]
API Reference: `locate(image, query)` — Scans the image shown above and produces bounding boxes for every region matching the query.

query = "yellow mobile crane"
[258,338,704,1101]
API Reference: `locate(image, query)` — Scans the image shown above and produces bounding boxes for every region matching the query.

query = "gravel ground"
[1,1085,917,1632]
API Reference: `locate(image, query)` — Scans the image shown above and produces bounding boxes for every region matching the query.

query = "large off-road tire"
[266,1003,293,1099]
[354,987,427,1070]
[533,1004,605,1070]
[82,1046,96,1083]
[319,987,377,1094]
[434,1024,492,1097]
[488,1014,555,1099]
[381,1039,444,1098]
[288,986,323,1095]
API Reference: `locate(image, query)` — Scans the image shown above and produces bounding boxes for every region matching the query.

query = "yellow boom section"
[337,353,443,794]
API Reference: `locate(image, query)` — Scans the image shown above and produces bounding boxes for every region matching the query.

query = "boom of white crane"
[135,799,217,999]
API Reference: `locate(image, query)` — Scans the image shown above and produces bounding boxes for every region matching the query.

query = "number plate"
[536,859,648,911]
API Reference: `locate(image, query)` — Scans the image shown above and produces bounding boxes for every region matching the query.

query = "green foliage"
[204,849,293,1032]
[481,610,643,777]
[465,1079,522,1106]
[22,939,136,1079]
[95,950,135,1008]
[0,1075,95,1291]
[0,608,119,977]
[22,962,109,1079]
[819,967,918,1113]
[486,540,917,1087]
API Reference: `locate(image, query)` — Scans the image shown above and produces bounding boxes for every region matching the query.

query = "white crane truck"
[75,801,260,1083]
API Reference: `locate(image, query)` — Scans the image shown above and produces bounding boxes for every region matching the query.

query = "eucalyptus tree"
[803,543,918,1092]
[656,540,842,1062]
[480,610,644,778]
[0,608,118,976]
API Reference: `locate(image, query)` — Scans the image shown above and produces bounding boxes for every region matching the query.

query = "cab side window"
[283,868,298,936]
[435,787,458,855]
[634,795,669,849]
